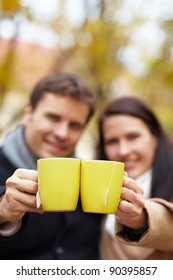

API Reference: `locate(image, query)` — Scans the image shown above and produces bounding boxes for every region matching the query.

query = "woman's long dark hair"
[97,96,173,201]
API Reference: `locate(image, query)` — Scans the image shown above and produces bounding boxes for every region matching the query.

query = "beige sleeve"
[116,198,173,252]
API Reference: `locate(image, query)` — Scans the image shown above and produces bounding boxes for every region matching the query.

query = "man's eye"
[70,123,82,130]
[48,115,60,122]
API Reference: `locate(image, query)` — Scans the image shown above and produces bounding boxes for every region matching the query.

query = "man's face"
[23,93,90,158]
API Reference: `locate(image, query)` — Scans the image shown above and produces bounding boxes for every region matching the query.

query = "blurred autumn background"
[0,0,173,157]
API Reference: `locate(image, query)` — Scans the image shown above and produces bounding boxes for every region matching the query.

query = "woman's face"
[102,115,158,179]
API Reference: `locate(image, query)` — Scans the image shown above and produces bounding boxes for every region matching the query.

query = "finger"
[11,195,44,214]
[118,195,144,214]
[121,187,144,207]
[7,187,39,208]
[14,168,38,182]
[19,180,38,194]
[3,192,44,222]
[6,178,38,195]
[118,199,135,213]
[123,177,144,195]
[6,172,38,195]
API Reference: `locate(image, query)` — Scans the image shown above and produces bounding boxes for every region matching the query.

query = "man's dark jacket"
[0,148,102,260]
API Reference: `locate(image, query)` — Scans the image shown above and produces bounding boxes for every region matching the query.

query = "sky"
[21,0,85,23]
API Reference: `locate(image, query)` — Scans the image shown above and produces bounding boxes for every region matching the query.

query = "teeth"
[124,161,134,167]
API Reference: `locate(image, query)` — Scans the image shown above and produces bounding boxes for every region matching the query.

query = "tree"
[0,0,28,106]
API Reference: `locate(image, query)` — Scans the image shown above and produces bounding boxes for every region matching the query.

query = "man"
[0,72,102,260]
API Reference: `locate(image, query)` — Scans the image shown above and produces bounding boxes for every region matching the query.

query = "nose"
[54,123,69,140]
[118,140,131,158]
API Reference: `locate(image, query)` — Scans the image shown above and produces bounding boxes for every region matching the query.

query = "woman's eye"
[128,133,140,140]
[105,139,118,145]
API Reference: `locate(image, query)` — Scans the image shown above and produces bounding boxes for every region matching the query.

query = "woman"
[97,96,173,259]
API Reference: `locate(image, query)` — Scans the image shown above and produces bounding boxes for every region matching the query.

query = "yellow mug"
[80,160,124,214]
[37,158,80,211]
